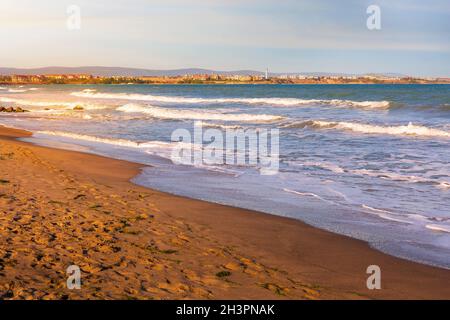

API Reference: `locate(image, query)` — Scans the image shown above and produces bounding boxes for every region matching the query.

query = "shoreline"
[2,83,450,86]
[0,125,449,299]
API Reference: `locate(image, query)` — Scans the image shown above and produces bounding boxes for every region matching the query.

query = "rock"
[0,290,14,299]
[0,106,29,113]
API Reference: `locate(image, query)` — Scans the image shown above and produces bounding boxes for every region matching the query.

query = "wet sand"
[0,125,449,299]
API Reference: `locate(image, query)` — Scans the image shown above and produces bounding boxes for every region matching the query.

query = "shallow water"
[1,84,449,268]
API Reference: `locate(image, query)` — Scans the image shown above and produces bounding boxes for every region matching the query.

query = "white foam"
[34,130,246,176]
[361,205,412,224]
[35,131,191,163]
[301,161,345,173]
[351,169,450,189]
[36,130,170,149]
[0,97,108,110]
[353,169,428,183]
[70,91,390,109]
[7,89,28,93]
[286,120,450,138]
[283,188,326,201]
[1,87,38,93]
[116,103,284,122]
[425,224,450,233]
[202,122,244,130]
[438,181,450,189]
[360,205,445,227]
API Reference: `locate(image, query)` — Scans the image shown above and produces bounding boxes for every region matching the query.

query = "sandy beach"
[0,125,449,300]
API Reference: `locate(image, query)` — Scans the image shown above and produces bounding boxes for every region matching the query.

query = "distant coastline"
[1,66,448,85]
[1,73,449,85]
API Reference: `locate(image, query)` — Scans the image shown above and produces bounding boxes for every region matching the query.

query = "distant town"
[1,73,449,85]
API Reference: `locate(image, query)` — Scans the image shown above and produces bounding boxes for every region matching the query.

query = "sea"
[1,83,449,268]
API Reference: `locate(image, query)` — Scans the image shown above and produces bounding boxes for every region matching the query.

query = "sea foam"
[71,90,390,109]
[0,97,108,110]
[116,103,284,122]
[425,224,450,233]
[283,120,450,138]
[34,130,243,176]
[36,130,173,149]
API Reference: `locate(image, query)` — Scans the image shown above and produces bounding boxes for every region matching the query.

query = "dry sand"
[0,125,449,300]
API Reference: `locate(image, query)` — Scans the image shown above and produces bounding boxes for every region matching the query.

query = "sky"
[1,0,449,76]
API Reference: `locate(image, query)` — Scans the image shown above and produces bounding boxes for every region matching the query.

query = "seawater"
[1,84,449,268]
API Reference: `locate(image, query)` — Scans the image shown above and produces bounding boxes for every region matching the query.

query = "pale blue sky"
[1,0,449,76]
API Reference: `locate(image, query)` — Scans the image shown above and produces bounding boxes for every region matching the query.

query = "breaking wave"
[288,160,345,173]
[0,97,108,110]
[71,90,390,109]
[283,120,450,138]
[0,87,38,93]
[425,224,450,233]
[201,122,244,130]
[116,103,284,122]
[7,89,28,93]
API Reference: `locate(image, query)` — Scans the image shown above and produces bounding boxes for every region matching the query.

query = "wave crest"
[116,103,284,122]
[0,97,107,110]
[36,130,173,149]
[71,91,390,109]
[283,120,450,138]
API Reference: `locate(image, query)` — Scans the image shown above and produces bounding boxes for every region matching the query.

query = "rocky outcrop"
[0,106,28,113]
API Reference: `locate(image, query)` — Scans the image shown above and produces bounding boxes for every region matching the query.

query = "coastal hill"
[0,66,405,78]
[0,67,266,77]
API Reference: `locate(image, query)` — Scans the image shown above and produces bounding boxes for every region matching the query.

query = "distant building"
[11,75,30,83]
[44,74,92,80]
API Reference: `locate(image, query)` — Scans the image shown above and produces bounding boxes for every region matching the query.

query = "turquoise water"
[1,84,449,268]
